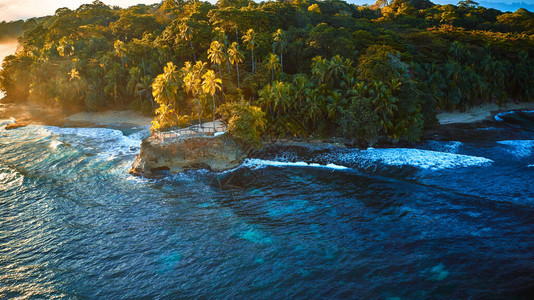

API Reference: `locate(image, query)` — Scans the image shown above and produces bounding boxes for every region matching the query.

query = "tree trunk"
[236,64,240,89]
[281,45,284,73]
[142,57,146,76]
[190,40,196,62]
[218,64,225,99]
[212,95,216,133]
[251,49,254,74]
[197,96,202,128]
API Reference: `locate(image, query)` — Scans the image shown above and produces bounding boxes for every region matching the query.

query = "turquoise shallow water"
[0,112,533,298]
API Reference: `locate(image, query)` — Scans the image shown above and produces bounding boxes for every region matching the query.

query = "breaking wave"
[243,158,349,170]
[497,140,534,158]
[330,148,493,171]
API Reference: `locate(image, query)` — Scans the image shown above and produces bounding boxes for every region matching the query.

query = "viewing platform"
[154,120,226,143]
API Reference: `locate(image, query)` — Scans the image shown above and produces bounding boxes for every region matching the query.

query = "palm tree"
[371,80,399,134]
[57,37,74,57]
[227,42,244,88]
[311,56,330,84]
[179,21,196,62]
[242,28,256,74]
[213,27,232,74]
[258,81,292,120]
[114,40,127,67]
[305,88,325,126]
[326,91,343,121]
[207,40,225,94]
[127,66,142,100]
[182,61,207,126]
[201,70,222,132]
[272,29,287,73]
[449,41,464,62]
[328,55,349,81]
[68,68,82,96]
[104,63,125,104]
[151,62,180,130]
[139,75,155,109]
[292,74,311,107]
[273,81,292,117]
[266,53,281,82]
[258,83,275,113]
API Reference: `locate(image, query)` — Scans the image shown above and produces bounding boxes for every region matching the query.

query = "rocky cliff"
[129,133,247,177]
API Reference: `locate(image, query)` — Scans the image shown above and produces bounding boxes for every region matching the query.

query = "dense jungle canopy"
[1,0,533,144]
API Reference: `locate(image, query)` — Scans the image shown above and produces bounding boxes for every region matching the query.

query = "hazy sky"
[0,0,162,22]
[0,0,531,22]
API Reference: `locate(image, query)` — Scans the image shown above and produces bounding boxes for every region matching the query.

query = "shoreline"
[437,102,534,125]
[0,101,152,128]
[2,99,532,139]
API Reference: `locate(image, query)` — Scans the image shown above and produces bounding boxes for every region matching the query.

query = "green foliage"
[339,94,380,145]
[217,97,266,148]
[1,0,533,145]
[151,62,185,131]
[0,55,33,101]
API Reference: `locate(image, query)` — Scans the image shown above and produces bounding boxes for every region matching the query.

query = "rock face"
[129,133,247,177]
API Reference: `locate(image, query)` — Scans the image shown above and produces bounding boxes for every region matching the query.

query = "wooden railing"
[155,122,226,142]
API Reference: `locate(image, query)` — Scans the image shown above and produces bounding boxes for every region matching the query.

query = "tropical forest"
[1,0,533,145]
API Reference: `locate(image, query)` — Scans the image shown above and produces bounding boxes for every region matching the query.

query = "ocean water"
[1,112,533,298]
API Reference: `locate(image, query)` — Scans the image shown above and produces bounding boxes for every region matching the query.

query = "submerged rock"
[129,133,247,177]
[5,121,29,130]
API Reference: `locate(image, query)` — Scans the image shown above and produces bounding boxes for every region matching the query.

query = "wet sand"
[437,102,534,125]
[0,102,152,128]
[65,110,152,127]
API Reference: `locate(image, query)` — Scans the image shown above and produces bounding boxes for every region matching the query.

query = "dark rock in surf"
[129,133,247,177]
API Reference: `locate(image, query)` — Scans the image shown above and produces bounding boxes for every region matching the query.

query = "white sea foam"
[495,110,534,122]
[340,148,493,171]
[50,140,63,150]
[427,141,463,154]
[494,111,516,122]
[497,140,534,158]
[0,162,23,188]
[36,126,147,159]
[0,118,15,127]
[243,159,349,170]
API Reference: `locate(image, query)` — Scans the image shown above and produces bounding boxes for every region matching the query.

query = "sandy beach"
[0,102,152,128]
[437,102,534,125]
[65,110,152,127]
[3,99,533,129]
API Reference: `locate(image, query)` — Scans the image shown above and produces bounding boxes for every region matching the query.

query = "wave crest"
[332,148,493,171]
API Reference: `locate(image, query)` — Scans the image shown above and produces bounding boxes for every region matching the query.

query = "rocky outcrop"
[5,121,29,130]
[129,133,247,177]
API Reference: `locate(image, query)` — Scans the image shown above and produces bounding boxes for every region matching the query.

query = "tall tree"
[227,42,244,88]
[207,40,225,94]
[272,29,287,73]
[182,61,207,127]
[266,53,281,82]
[114,40,127,67]
[179,20,196,62]
[151,62,181,131]
[201,69,222,132]
[242,28,256,74]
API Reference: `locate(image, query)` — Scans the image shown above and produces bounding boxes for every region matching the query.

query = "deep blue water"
[1,111,533,299]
